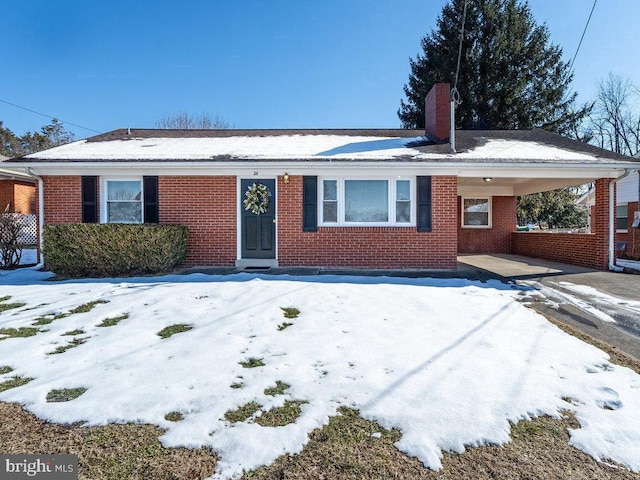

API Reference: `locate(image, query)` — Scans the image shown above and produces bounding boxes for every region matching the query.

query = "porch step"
[235,259,279,269]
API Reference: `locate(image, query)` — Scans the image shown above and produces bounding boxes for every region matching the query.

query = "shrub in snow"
[43,224,188,278]
[0,213,24,269]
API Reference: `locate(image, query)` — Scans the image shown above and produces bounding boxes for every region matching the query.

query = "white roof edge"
[10,161,639,180]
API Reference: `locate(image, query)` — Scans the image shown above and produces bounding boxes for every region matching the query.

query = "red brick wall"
[158,176,237,266]
[39,174,459,269]
[425,83,451,141]
[42,176,82,223]
[457,196,515,253]
[277,175,458,269]
[512,178,612,270]
[0,181,12,212]
[0,180,36,214]
[13,181,37,214]
[512,232,601,268]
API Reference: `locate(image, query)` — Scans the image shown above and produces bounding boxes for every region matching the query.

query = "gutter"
[609,169,632,272]
[25,168,45,268]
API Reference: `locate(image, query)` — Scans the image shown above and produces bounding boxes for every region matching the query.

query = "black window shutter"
[143,176,159,224]
[302,176,317,232]
[417,176,432,232]
[81,176,98,223]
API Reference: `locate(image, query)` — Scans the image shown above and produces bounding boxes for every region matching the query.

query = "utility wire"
[452,0,468,106]
[0,98,100,133]
[567,0,598,73]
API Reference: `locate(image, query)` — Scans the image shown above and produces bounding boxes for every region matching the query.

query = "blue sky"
[2,0,639,140]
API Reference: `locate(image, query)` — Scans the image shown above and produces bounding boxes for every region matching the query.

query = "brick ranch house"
[5,84,640,271]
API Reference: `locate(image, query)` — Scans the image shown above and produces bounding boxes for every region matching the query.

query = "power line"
[0,98,101,133]
[568,0,598,73]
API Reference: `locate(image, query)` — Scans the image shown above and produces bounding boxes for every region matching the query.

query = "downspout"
[26,168,45,268]
[609,169,631,272]
[450,98,456,153]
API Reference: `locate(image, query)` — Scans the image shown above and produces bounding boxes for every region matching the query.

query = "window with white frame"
[104,179,143,223]
[616,203,628,232]
[462,197,491,228]
[320,178,414,226]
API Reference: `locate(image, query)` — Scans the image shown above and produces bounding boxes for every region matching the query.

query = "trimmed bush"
[43,224,188,278]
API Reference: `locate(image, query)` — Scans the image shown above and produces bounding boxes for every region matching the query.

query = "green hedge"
[43,224,188,278]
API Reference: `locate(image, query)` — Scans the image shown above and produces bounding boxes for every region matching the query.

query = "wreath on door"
[243,182,270,215]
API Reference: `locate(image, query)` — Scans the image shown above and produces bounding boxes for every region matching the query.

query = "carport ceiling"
[457,177,596,197]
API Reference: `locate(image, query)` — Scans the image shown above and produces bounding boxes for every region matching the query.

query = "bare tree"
[589,73,640,156]
[154,111,232,129]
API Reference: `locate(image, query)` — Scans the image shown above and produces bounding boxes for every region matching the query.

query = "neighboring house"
[0,154,37,214]
[4,84,640,271]
[579,166,640,257]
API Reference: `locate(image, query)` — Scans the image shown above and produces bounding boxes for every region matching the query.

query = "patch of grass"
[0,403,217,480]
[62,329,85,336]
[32,317,54,326]
[247,407,640,480]
[239,358,265,368]
[0,376,33,392]
[97,313,129,327]
[46,388,87,402]
[224,402,262,423]
[0,295,12,302]
[0,302,26,313]
[164,412,184,422]
[47,337,87,355]
[0,366,13,375]
[70,300,109,314]
[0,327,39,339]
[255,400,307,427]
[32,312,72,326]
[264,381,290,396]
[157,324,193,339]
[280,307,300,319]
[230,382,244,389]
[277,322,293,331]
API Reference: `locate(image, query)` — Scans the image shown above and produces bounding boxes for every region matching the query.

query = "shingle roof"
[10,128,639,166]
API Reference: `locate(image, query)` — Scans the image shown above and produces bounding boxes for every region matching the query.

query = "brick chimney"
[425,83,451,142]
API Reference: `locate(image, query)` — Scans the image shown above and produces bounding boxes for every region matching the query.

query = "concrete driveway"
[458,254,640,360]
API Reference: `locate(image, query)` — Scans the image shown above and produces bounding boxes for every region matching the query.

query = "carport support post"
[594,178,613,270]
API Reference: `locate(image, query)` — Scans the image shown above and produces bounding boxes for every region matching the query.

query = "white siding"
[617,171,639,203]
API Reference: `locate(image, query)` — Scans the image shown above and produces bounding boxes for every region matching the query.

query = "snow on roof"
[17,129,638,165]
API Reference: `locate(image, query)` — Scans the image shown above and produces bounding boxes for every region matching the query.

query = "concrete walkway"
[458,254,640,360]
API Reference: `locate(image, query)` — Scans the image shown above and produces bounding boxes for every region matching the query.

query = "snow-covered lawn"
[1,269,639,479]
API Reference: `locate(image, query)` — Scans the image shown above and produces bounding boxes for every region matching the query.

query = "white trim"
[317,176,415,227]
[16,162,638,179]
[461,197,492,229]
[100,176,144,224]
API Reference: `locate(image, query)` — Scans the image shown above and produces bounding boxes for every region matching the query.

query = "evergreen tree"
[0,121,22,158]
[20,118,75,155]
[517,188,587,229]
[398,0,590,135]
